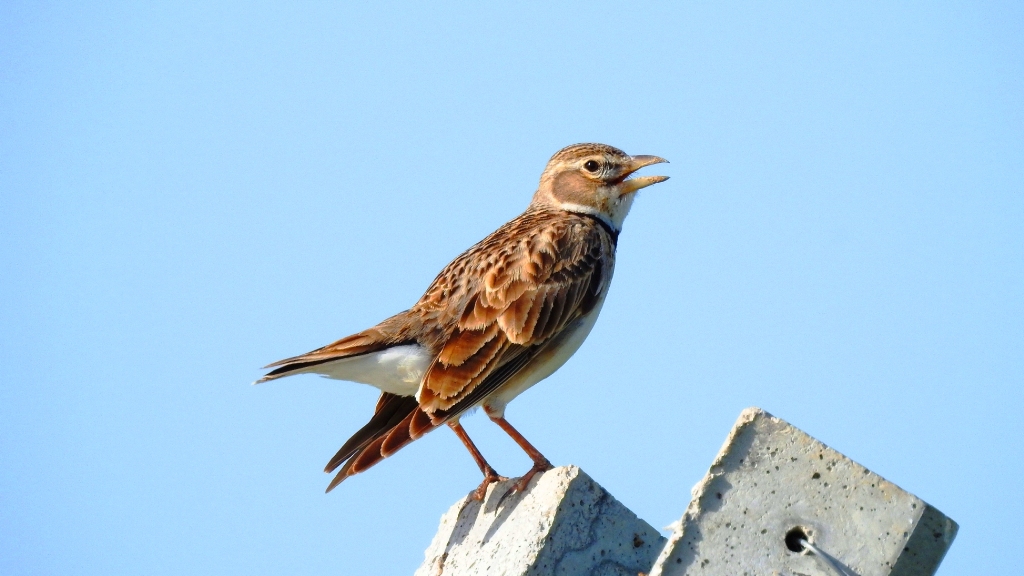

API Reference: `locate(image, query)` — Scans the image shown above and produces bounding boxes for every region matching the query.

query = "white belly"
[308,344,431,397]
[483,295,607,417]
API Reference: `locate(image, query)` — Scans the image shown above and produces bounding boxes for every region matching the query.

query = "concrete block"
[416,465,665,576]
[650,408,958,576]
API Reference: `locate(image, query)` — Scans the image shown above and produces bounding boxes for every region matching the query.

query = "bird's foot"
[500,459,553,503]
[470,472,509,501]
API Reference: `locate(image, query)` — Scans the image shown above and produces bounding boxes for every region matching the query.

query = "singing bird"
[258,143,669,498]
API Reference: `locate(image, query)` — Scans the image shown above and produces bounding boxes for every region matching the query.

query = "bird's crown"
[546,143,631,165]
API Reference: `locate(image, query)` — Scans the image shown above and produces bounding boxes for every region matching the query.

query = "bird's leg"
[490,415,553,496]
[447,421,507,500]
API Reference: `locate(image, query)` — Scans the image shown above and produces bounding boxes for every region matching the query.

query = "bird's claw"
[470,473,509,501]
[498,460,553,504]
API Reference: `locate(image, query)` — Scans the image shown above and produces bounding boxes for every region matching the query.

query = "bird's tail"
[323,391,441,492]
[256,311,416,384]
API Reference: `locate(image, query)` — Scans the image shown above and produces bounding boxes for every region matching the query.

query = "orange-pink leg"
[490,415,553,495]
[448,421,507,500]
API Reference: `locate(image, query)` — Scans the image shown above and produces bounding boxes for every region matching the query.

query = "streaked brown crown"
[546,143,631,166]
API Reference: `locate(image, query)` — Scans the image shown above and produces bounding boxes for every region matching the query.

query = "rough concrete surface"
[415,465,665,576]
[649,407,958,576]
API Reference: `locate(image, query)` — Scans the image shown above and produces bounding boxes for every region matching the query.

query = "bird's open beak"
[619,155,669,195]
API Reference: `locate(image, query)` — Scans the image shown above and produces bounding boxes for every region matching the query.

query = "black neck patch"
[577,212,619,246]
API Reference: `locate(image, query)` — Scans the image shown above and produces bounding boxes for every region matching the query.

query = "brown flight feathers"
[414,206,612,414]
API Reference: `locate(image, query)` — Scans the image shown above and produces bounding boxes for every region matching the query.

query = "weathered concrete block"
[416,465,665,576]
[649,407,958,576]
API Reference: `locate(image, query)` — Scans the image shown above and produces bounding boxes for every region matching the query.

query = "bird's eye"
[583,160,600,172]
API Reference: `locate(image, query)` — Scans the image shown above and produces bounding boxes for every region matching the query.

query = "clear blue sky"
[2,2,1020,574]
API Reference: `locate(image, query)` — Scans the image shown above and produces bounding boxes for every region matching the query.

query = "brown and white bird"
[258,143,668,497]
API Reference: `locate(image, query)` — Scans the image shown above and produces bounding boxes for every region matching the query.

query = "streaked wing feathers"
[417,208,613,413]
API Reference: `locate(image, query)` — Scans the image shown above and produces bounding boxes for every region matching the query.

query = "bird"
[258,143,669,498]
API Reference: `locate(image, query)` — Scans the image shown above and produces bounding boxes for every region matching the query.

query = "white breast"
[309,344,431,397]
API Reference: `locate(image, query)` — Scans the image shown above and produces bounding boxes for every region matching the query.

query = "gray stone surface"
[415,465,665,576]
[649,407,958,576]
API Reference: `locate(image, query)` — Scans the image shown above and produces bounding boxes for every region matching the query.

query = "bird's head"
[532,143,669,231]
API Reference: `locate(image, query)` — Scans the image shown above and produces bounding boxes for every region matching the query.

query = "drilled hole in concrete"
[785,527,809,553]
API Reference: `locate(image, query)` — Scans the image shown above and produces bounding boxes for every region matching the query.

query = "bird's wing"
[256,310,420,383]
[415,209,614,416]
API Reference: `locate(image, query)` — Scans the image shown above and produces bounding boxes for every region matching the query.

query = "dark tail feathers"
[324,392,440,492]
